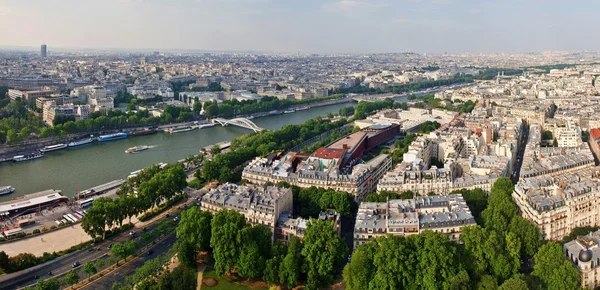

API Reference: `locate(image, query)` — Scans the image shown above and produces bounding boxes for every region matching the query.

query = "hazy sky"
[0,0,595,54]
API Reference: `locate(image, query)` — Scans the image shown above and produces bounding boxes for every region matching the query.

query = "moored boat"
[126,145,149,153]
[130,128,157,136]
[98,132,128,142]
[296,106,309,111]
[198,123,215,129]
[68,138,94,147]
[283,109,296,114]
[0,186,15,196]
[13,151,44,162]
[167,126,194,134]
[40,143,68,152]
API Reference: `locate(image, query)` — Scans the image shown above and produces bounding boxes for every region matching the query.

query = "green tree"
[279,236,303,288]
[61,270,80,287]
[237,242,265,279]
[509,216,541,257]
[553,138,558,147]
[159,270,173,290]
[110,240,137,266]
[210,210,247,275]
[343,241,377,290]
[301,219,348,290]
[0,251,9,273]
[497,277,529,290]
[177,241,196,268]
[532,242,580,290]
[83,261,97,278]
[171,266,198,290]
[177,207,212,259]
[34,278,60,290]
[477,275,498,290]
[95,258,105,270]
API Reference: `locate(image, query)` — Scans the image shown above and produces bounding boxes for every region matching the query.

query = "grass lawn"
[202,269,269,290]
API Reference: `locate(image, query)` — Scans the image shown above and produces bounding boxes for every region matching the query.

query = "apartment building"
[200,183,292,230]
[564,230,600,289]
[275,211,341,245]
[243,124,398,200]
[513,168,600,241]
[353,194,476,248]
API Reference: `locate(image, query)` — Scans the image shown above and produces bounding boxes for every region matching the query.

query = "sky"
[0,0,596,54]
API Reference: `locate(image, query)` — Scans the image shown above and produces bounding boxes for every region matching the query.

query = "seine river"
[0,102,357,201]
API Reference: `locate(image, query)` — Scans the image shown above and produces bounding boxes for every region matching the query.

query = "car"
[147,250,153,256]
[107,243,113,250]
[47,271,53,276]
[165,214,170,218]
[33,275,39,280]
[142,227,147,232]
[174,217,179,222]
[72,261,81,268]
[129,231,136,236]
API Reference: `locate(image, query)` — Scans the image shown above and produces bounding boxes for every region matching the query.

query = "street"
[81,233,177,289]
[0,192,202,290]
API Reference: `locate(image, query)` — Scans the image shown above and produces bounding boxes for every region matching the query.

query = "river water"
[0,102,357,201]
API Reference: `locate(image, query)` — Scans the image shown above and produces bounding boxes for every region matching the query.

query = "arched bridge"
[212,118,266,132]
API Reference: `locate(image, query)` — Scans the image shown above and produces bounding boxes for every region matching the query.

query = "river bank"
[0,101,355,201]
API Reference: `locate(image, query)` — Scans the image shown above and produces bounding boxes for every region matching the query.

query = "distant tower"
[40,44,47,58]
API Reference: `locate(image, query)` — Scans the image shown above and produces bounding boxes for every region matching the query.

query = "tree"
[159,270,173,290]
[279,236,303,288]
[177,241,196,268]
[61,270,80,287]
[343,241,377,290]
[553,138,558,147]
[532,242,580,290]
[34,278,60,290]
[509,216,541,257]
[476,275,499,290]
[95,258,105,270]
[83,261,97,278]
[0,251,9,273]
[237,242,265,279]
[210,210,247,275]
[110,240,137,266]
[497,277,529,290]
[301,219,348,290]
[170,266,197,290]
[176,207,212,254]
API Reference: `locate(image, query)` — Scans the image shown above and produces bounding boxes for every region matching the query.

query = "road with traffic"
[0,190,204,290]
[81,233,177,289]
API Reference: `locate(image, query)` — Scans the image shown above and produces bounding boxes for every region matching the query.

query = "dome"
[579,249,593,262]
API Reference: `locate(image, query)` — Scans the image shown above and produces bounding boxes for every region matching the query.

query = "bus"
[78,198,94,208]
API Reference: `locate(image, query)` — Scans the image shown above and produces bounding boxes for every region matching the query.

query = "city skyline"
[0,0,596,54]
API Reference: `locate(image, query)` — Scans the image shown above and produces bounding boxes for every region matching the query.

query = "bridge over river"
[212,118,266,132]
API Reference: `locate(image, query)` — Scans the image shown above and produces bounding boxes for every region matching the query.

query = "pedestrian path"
[197,263,206,290]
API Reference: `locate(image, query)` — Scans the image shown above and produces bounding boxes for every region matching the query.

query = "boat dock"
[200,141,231,152]
[76,179,126,200]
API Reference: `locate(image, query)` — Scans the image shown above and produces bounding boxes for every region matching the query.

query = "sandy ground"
[0,223,92,256]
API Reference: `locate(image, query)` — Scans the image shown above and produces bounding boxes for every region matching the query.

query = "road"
[82,233,177,289]
[0,191,205,290]
[511,124,529,184]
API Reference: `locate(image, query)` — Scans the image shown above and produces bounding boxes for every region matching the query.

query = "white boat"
[13,151,44,162]
[283,109,296,114]
[247,116,255,120]
[40,144,67,152]
[167,126,194,134]
[198,123,215,129]
[126,145,149,153]
[296,106,309,111]
[0,186,15,196]
[68,138,93,147]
